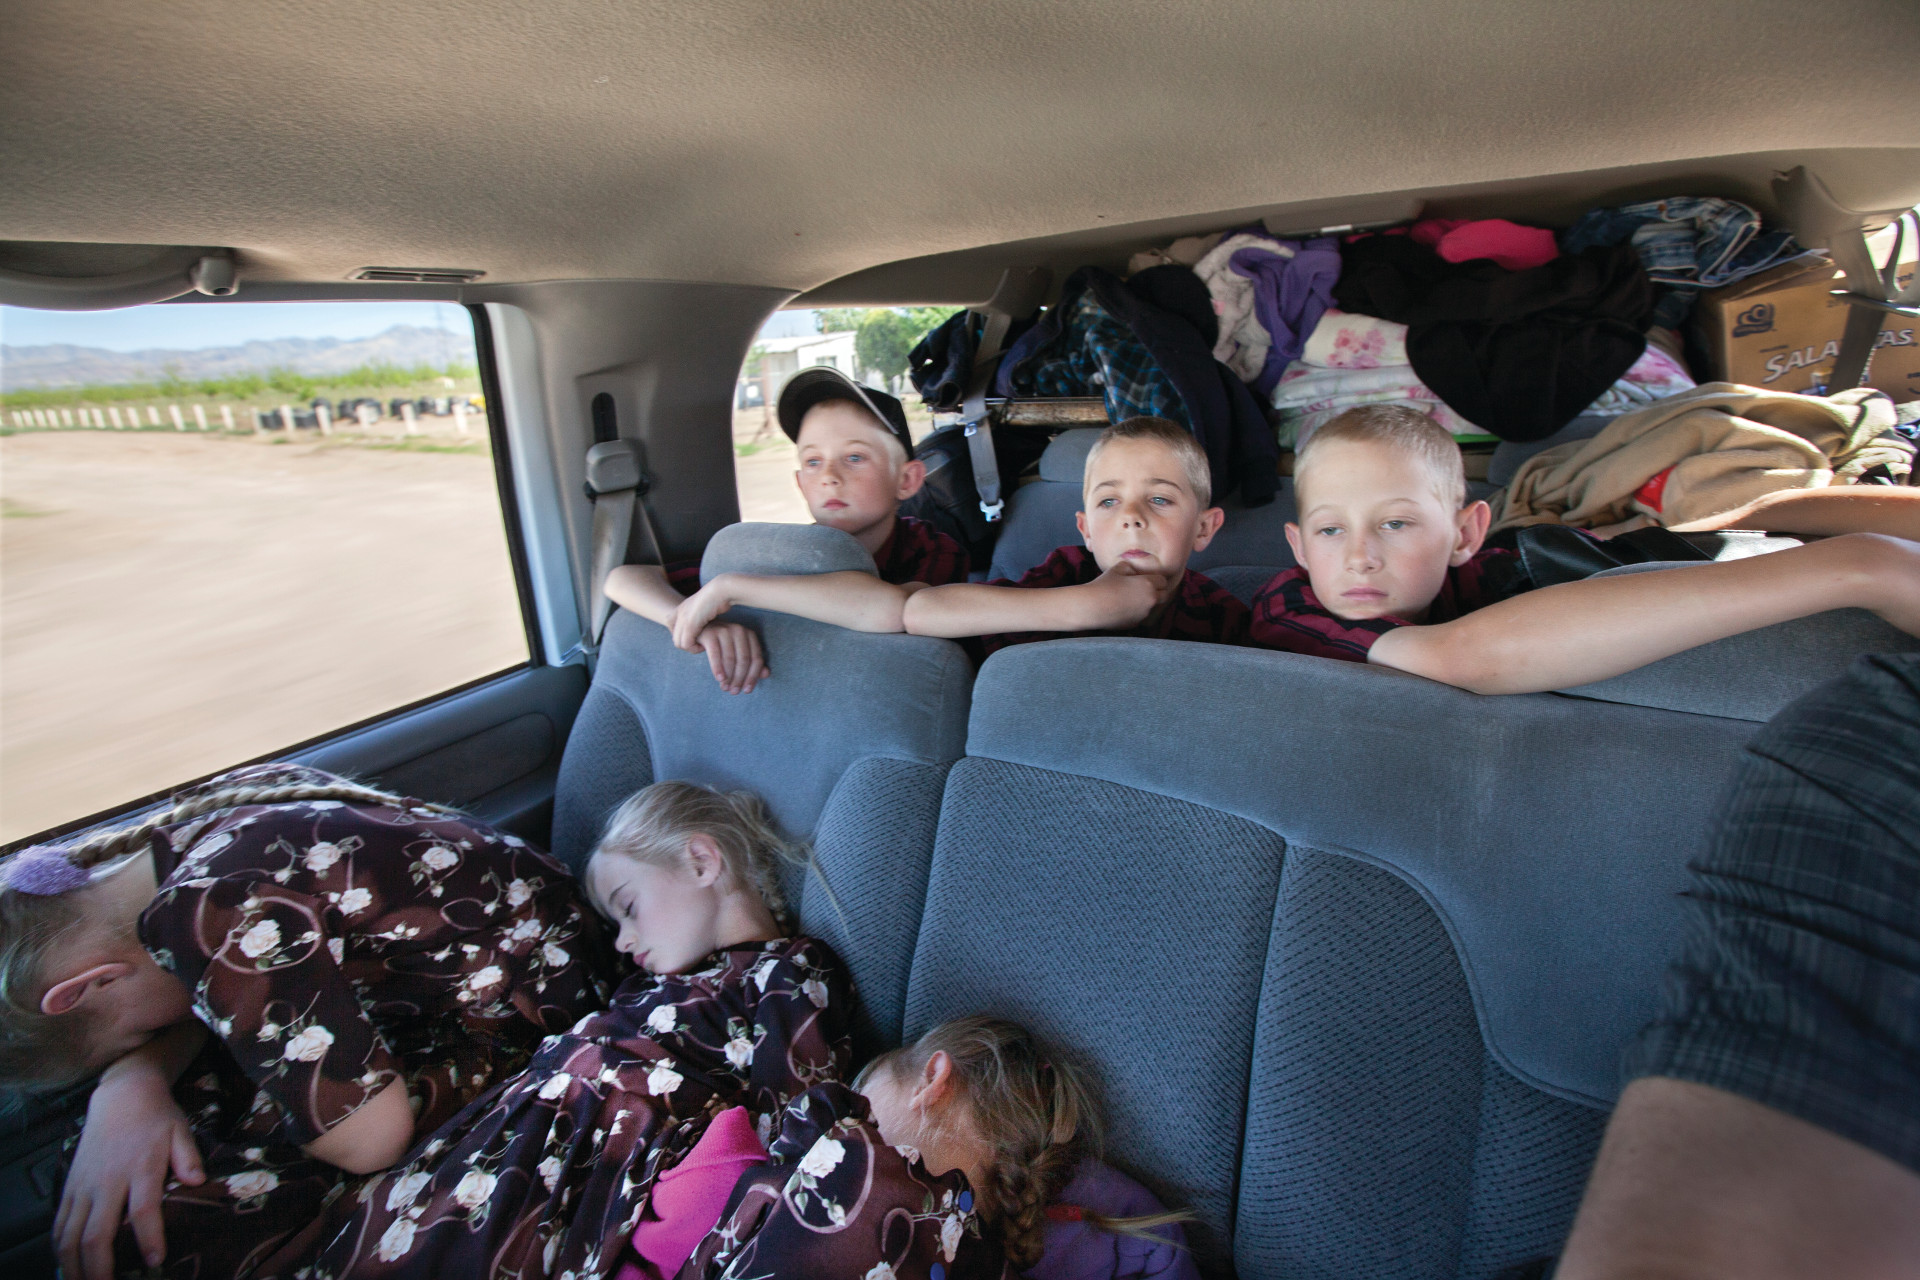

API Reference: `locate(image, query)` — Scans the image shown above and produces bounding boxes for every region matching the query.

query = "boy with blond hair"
[607,367,968,691]
[1251,405,1920,691]
[668,416,1249,652]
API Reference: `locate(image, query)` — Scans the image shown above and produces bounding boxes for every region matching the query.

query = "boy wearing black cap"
[605,367,967,692]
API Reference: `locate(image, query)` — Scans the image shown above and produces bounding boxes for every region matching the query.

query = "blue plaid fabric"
[1624,653,1920,1175]
[1563,196,1814,328]
[1009,295,1189,428]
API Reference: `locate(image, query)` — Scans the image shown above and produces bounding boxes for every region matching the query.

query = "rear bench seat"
[926,640,1766,1277]
[550,523,974,1053]
[549,521,1916,1277]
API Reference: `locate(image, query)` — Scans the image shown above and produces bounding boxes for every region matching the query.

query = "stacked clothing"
[1562,196,1815,328]
[1490,384,1910,532]
[1270,307,1697,448]
[996,265,1280,505]
[1189,231,1341,395]
[1331,235,1656,442]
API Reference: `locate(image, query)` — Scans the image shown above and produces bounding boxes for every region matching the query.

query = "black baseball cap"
[776,367,915,458]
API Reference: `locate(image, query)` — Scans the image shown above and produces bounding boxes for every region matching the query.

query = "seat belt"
[1773,168,1920,394]
[1827,209,1919,393]
[582,438,661,651]
[958,266,1053,523]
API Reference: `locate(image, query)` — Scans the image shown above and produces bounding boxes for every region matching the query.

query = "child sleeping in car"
[1247,405,1920,691]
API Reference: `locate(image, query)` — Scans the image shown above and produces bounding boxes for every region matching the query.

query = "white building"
[738,330,860,407]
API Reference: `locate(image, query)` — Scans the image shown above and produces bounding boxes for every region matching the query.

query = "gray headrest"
[1557,561,1920,721]
[699,522,877,584]
[1038,428,1106,484]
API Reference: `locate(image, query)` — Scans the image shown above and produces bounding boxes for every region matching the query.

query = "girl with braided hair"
[678,1016,1197,1280]
[1,762,613,1280]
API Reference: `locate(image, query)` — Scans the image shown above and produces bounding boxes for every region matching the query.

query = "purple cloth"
[1027,1160,1200,1280]
[1229,237,1340,396]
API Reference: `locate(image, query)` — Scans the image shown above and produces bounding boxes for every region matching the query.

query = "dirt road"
[1,431,527,841]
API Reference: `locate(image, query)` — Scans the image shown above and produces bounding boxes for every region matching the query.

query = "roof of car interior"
[3,0,1918,303]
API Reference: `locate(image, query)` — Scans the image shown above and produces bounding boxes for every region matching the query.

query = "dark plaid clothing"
[1247,547,1524,662]
[1623,654,1920,1175]
[875,514,971,586]
[979,545,1251,656]
[1012,294,1188,428]
[663,517,967,594]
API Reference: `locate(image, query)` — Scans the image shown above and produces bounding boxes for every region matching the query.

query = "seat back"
[910,639,1762,1278]
[551,523,974,1052]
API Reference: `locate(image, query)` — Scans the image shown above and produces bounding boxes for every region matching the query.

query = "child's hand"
[696,621,769,694]
[56,1065,204,1280]
[1082,561,1169,630]
[667,583,768,693]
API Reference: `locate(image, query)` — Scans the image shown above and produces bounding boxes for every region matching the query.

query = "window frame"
[1,299,543,849]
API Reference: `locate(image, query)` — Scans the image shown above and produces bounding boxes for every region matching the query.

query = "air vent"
[350,266,486,284]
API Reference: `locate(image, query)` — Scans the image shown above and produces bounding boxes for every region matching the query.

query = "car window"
[0,300,529,842]
[733,308,949,523]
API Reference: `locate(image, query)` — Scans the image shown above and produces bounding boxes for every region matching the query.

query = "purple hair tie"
[3,845,91,895]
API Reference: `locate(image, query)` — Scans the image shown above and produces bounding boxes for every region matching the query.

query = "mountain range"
[0,324,474,389]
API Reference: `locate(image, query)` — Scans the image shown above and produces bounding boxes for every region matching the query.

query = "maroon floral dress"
[118,765,614,1279]
[686,1081,1007,1280]
[304,937,852,1280]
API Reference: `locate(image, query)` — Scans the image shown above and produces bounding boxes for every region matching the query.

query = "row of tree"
[1,360,479,410]
[801,306,954,388]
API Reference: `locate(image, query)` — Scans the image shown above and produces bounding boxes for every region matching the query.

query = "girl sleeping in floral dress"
[0,763,614,1280]
[303,783,1195,1280]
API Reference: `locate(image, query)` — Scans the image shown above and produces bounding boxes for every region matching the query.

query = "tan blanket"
[1490,383,1897,531]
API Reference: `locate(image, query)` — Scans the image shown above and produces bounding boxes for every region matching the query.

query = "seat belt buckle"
[979,498,1004,522]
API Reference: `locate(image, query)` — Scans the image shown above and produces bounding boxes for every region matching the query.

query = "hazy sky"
[0,300,821,352]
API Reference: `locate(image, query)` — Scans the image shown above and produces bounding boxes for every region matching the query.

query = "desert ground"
[0,409,816,842]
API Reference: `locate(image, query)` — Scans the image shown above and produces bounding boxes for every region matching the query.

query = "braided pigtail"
[872,1016,1195,1270]
[590,781,803,931]
[1,764,445,1089]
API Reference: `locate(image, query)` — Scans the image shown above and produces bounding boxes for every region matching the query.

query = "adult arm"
[1667,485,1920,541]
[902,566,1164,638]
[56,1020,209,1280]
[605,564,768,694]
[1556,1079,1920,1280]
[1368,533,1920,694]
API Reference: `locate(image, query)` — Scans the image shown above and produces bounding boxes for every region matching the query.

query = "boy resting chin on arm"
[901,416,1251,652]
[605,368,968,692]
[1251,405,1920,693]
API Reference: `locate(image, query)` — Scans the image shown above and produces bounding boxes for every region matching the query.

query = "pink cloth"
[616,1106,769,1280]
[1409,218,1560,271]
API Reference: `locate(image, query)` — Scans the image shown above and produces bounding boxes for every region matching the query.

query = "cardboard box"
[1692,255,1919,403]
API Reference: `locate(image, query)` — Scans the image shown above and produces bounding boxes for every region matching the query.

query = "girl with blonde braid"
[681,1017,1198,1280]
[0,762,613,1280]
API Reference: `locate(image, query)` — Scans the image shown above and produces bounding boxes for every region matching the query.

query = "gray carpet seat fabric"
[1557,561,1920,722]
[915,638,1767,1279]
[550,522,975,1051]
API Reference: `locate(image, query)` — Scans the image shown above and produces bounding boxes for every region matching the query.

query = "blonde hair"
[588,782,800,929]
[1294,404,1467,509]
[861,1016,1192,1269]
[1084,417,1213,510]
[0,765,454,1091]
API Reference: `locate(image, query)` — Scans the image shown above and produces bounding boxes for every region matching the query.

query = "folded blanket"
[1490,384,1895,531]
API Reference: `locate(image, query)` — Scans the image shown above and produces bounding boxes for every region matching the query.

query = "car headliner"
[2,0,1918,303]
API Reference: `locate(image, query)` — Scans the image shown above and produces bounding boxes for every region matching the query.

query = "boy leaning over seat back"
[664,415,1252,655]
[1252,405,1920,693]
[604,367,970,692]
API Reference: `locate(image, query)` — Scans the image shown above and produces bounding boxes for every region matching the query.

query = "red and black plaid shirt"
[1247,547,1523,662]
[663,515,970,594]
[979,545,1251,657]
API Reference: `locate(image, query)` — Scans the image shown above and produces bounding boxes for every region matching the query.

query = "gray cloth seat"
[909,638,1769,1278]
[550,522,974,1052]
[1558,561,1920,722]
